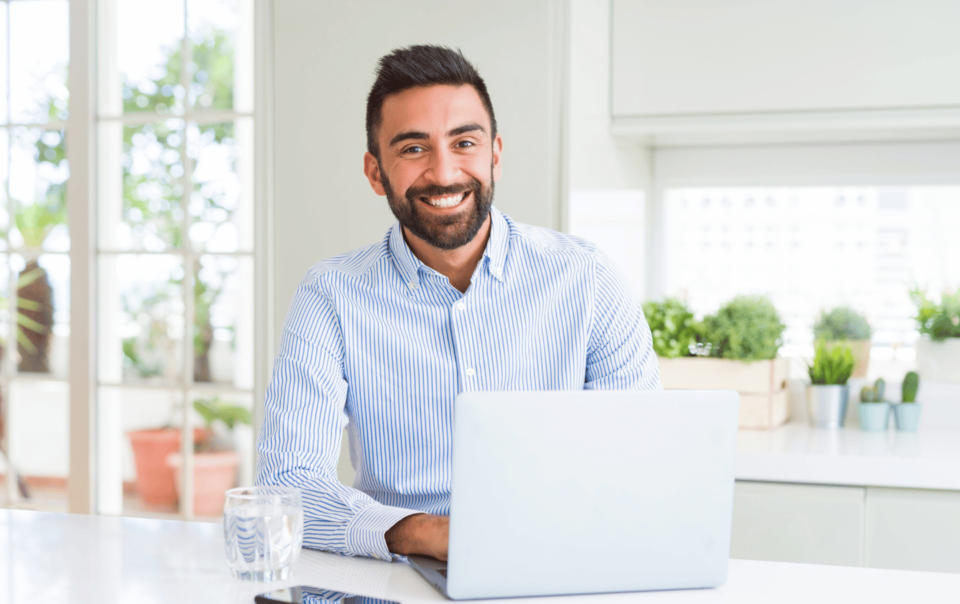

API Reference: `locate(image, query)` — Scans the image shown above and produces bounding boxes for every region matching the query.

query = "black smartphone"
[254,586,402,604]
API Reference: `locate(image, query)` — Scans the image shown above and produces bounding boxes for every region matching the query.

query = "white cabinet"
[732,481,960,573]
[865,487,960,573]
[611,0,960,118]
[731,481,864,567]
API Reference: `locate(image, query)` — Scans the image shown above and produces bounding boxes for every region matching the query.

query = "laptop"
[407,389,740,599]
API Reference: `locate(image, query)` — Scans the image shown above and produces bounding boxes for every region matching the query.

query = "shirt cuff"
[345,503,422,561]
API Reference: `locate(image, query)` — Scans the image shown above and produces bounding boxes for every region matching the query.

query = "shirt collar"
[388,205,510,291]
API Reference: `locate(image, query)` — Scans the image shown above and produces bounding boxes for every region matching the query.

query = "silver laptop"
[407,389,740,599]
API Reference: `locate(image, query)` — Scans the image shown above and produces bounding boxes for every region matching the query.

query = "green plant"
[641,298,703,358]
[860,378,886,402]
[193,398,252,452]
[910,288,960,341]
[902,371,920,403]
[808,339,855,385]
[813,306,872,341]
[701,295,785,361]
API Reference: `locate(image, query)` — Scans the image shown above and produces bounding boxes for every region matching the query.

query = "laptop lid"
[446,389,739,600]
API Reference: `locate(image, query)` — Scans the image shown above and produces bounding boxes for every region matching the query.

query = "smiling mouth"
[420,190,470,209]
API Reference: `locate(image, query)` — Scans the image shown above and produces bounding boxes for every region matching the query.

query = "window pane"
[116,0,185,115]
[97,386,185,518]
[188,120,252,252]
[0,254,9,350]
[0,129,8,251]
[8,128,69,252]
[192,255,251,387]
[9,0,69,124]
[9,378,69,511]
[187,0,246,111]
[101,121,184,251]
[13,253,69,379]
[99,254,184,385]
[0,4,9,124]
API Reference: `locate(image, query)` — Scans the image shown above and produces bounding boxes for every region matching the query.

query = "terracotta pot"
[127,428,209,506]
[167,450,239,517]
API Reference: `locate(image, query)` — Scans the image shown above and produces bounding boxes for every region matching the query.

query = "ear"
[363,151,386,196]
[491,134,503,183]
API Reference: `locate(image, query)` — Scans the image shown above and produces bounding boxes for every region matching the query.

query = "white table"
[2,510,959,603]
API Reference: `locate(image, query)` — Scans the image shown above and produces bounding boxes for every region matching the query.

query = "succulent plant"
[860,378,886,403]
[902,371,920,403]
[641,298,704,358]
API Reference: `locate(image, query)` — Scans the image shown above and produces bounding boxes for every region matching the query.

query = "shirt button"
[465,367,475,377]
[456,301,466,311]
[408,281,418,290]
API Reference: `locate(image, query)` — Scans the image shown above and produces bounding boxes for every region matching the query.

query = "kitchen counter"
[736,422,960,490]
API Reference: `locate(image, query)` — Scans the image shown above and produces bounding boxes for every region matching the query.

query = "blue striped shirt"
[256,207,661,560]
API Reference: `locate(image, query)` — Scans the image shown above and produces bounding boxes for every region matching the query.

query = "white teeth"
[427,193,465,208]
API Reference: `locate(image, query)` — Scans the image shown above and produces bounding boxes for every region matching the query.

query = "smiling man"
[256,45,661,563]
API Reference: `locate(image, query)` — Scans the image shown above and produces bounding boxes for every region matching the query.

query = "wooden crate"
[658,357,791,430]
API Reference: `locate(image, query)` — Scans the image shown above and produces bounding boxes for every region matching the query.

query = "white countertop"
[736,422,960,490]
[3,510,960,603]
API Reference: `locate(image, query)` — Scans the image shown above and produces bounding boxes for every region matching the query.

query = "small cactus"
[874,378,886,401]
[902,371,920,403]
[860,386,879,403]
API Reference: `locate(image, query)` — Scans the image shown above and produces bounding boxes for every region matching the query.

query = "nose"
[424,145,460,186]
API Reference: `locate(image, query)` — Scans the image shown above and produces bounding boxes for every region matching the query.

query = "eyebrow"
[388,122,486,148]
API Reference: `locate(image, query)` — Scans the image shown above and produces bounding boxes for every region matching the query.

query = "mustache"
[405,178,482,202]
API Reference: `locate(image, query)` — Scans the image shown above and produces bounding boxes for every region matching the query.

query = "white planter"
[915,339,960,383]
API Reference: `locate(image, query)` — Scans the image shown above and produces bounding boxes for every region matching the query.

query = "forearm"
[385,513,450,560]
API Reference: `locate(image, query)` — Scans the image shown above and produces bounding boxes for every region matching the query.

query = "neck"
[403,215,492,294]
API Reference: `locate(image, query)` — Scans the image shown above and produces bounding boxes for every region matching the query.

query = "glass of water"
[224,486,304,581]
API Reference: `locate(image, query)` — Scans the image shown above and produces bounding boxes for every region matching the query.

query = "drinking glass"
[223,486,304,581]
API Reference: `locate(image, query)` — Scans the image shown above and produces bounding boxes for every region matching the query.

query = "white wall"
[270,0,567,343]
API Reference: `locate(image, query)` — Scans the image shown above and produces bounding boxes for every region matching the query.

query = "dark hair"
[365,45,497,159]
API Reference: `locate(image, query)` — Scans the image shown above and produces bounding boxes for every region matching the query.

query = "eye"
[456,140,475,148]
[402,145,425,155]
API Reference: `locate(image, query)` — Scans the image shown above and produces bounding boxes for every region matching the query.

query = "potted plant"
[910,288,960,383]
[807,339,855,428]
[893,371,922,432]
[813,306,872,378]
[655,295,790,429]
[128,426,210,506]
[858,378,890,432]
[166,398,251,516]
[641,297,704,359]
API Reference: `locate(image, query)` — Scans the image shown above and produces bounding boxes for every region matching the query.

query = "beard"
[381,163,495,251]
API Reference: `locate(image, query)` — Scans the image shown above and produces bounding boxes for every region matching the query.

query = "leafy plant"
[910,288,960,341]
[902,371,920,403]
[808,339,855,385]
[193,398,252,430]
[641,298,703,358]
[813,306,872,341]
[860,378,886,403]
[701,295,785,361]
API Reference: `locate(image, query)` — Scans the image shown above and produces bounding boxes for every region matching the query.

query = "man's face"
[363,84,503,251]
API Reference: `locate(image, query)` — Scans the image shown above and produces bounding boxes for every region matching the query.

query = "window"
[662,186,960,379]
[0,0,256,520]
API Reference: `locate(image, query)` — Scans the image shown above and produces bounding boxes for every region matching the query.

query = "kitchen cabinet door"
[865,487,960,573]
[731,481,864,567]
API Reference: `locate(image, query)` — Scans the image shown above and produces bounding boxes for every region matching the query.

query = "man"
[256,45,661,563]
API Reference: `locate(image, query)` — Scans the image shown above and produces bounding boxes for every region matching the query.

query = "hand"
[385,513,449,561]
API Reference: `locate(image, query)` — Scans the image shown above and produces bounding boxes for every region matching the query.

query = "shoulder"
[505,214,603,262]
[299,235,392,294]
